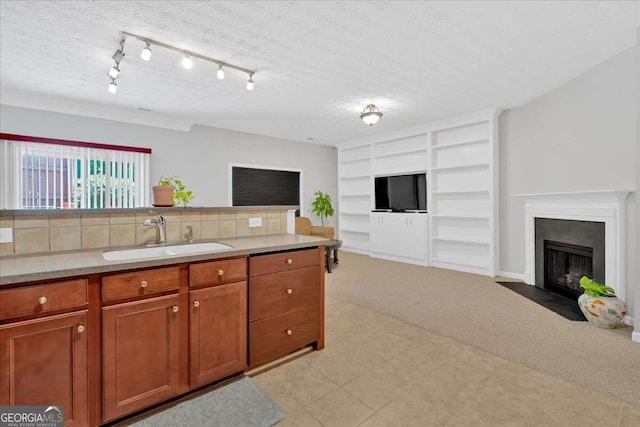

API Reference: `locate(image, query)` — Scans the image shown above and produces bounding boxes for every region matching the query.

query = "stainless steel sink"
[103,242,232,261]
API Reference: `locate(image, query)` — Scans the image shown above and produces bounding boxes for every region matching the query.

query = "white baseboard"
[430,260,490,277]
[623,315,634,326]
[341,246,369,256]
[370,252,426,267]
[497,271,526,281]
[632,330,640,344]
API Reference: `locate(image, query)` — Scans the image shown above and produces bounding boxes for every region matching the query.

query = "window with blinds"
[0,136,150,209]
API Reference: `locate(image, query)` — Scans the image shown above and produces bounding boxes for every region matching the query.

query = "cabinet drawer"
[0,279,88,320]
[102,267,180,302]
[249,248,319,277]
[249,266,320,321]
[190,258,247,287]
[249,305,320,366]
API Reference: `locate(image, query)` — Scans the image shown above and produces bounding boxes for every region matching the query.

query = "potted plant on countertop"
[152,175,194,207]
[311,191,335,226]
[577,276,627,329]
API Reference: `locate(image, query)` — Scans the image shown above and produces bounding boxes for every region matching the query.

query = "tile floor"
[253,301,640,427]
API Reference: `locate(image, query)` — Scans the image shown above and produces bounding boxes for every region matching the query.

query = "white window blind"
[0,139,150,209]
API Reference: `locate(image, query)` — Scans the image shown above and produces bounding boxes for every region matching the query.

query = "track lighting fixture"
[140,43,152,61]
[182,54,193,69]
[108,79,117,94]
[360,104,383,126]
[107,31,256,93]
[108,65,120,79]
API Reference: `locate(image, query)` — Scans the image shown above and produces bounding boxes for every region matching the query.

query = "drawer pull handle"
[193,301,200,308]
[38,296,47,305]
[286,259,292,264]
[140,280,148,288]
[172,306,179,313]
[286,288,293,295]
[286,329,292,336]
[77,325,85,333]
[218,269,224,276]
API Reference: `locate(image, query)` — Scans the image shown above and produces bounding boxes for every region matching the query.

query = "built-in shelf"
[340,194,370,199]
[340,228,370,234]
[340,175,370,181]
[374,148,428,159]
[431,214,490,219]
[431,138,488,150]
[431,162,490,172]
[432,236,490,245]
[340,158,371,165]
[339,211,370,216]
[432,189,490,195]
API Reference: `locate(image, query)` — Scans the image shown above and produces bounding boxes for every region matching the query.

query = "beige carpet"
[325,252,640,406]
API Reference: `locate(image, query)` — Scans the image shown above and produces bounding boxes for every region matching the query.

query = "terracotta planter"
[578,294,627,329]
[152,185,174,207]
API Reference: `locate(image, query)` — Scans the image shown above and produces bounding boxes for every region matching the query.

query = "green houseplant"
[577,276,627,329]
[154,175,194,207]
[311,191,334,226]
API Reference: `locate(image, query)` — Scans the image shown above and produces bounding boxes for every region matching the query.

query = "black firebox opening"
[543,240,593,301]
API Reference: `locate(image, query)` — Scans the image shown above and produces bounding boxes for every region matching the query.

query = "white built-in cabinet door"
[370,213,427,261]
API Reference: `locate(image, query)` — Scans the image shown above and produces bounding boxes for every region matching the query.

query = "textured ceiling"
[0,1,638,145]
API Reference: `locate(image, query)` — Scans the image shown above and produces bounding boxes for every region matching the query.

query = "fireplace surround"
[518,190,630,302]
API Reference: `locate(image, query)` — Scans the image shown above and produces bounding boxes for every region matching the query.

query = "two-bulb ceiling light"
[107,31,256,94]
[360,104,383,126]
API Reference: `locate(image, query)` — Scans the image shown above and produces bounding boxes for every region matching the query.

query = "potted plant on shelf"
[311,191,334,226]
[577,276,627,329]
[152,175,194,207]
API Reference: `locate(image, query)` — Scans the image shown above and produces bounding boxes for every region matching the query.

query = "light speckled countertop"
[0,234,330,286]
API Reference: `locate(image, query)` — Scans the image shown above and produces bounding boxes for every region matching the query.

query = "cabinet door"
[408,215,427,260]
[370,213,394,255]
[102,295,180,422]
[189,282,247,388]
[0,311,88,427]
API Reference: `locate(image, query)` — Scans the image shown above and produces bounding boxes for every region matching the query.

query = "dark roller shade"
[232,166,300,206]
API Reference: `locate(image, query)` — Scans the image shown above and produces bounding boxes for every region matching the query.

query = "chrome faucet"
[186,225,194,243]
[143,215,166,245]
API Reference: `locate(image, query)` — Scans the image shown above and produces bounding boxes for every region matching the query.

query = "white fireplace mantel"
[516,190,632,302]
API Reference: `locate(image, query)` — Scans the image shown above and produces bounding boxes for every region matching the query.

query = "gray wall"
[635,27,640,340]
[0,105,338,224]
[499,46,637,316]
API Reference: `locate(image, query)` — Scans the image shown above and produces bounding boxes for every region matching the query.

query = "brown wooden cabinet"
[189,281,247,388]
[0,310,88,427]
[248,248,324,367]
[101,294,181,422]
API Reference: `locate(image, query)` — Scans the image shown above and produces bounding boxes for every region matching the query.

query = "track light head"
[182,54,193,69]
[141,43,152,61]
[217,65,225,80]
[108,65,120,79]
[246,74,254,91]
[108,79,118,94]
[112,48,125,64]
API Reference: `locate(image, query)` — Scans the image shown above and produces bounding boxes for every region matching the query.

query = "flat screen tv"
[374,173,426,212]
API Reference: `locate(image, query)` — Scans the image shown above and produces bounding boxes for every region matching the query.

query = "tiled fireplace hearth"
[517,190,631,302]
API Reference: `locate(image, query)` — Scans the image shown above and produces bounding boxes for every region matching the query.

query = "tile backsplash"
[0,208,291,256]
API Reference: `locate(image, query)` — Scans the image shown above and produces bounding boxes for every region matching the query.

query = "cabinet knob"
[285,288,293,295]
[77,325,85,333]
[38,296,47,305]
[286,259,292,264]
[218,269,224,276]
[140,280,148,288]
[193,301,200,308]
[172,306,179,313]
[285,329,293,336]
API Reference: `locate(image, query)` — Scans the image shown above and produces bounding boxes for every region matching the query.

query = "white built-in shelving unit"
[336,108,500,275]
[337,144,372,253]
[428,113,499,276]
